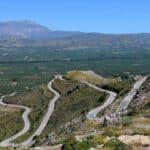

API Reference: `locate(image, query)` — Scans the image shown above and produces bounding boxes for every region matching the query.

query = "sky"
[0,0,150,33]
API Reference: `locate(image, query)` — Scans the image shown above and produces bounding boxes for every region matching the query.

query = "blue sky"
[0,0,150,33]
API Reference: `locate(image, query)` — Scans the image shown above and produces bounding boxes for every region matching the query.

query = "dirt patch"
[65,70,116,85]
[0,105,20,112]
[118,135,150,146]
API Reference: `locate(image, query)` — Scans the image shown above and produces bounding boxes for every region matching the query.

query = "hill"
[64,70,116,85]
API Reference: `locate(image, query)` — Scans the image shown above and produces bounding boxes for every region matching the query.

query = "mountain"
[0,20,82,39]
[20,33,150,49]
[0,20,150,49]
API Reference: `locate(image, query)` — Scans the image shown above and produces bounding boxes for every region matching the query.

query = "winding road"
[115,76,148,114]
[54,75,117,122]
[21,76,60,147]
[0,76,60,147]
[82,81,117,122]
[82,76,147,122]
[0,94,31,147]
[58,76,117,122]
[0,74,148,148]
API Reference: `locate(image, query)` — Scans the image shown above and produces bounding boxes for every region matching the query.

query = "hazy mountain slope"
[0,20,82,39]
[21,33,150,49]
[0,20,150,49]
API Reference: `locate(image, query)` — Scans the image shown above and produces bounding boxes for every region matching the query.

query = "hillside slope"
[0,20,82,39]
[0,21,150,49]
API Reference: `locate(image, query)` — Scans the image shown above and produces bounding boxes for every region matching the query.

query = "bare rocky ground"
[129,76,150,112]
[118,135,150,146]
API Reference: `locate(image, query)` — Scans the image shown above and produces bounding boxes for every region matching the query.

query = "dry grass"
[85,120,100,129]
[0,106,20,112]
[0,107,23,142]
[5,85,52,108]
[64,70,116,86]
[132,117,150,124]
[0,148,29,150]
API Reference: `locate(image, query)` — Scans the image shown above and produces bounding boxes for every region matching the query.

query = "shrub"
[103,139,130,150]
[122,117,131,127]
[62,135,92,150]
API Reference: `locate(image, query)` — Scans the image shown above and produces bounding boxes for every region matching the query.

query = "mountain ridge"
[1,20,150,49]
[0,20,83,39]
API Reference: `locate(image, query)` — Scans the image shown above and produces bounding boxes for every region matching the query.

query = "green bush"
[103,139,130,150]
[103,130,119,137]
[62,135,92,150]
[101,80,133,97]
[122,117,131,127]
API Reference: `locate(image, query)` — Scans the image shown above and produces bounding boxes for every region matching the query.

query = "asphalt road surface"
[0,94,31,147]
[115,76,147,113]
[21,76,60,147]
[0,76,60,147]
[82,81,117,122]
